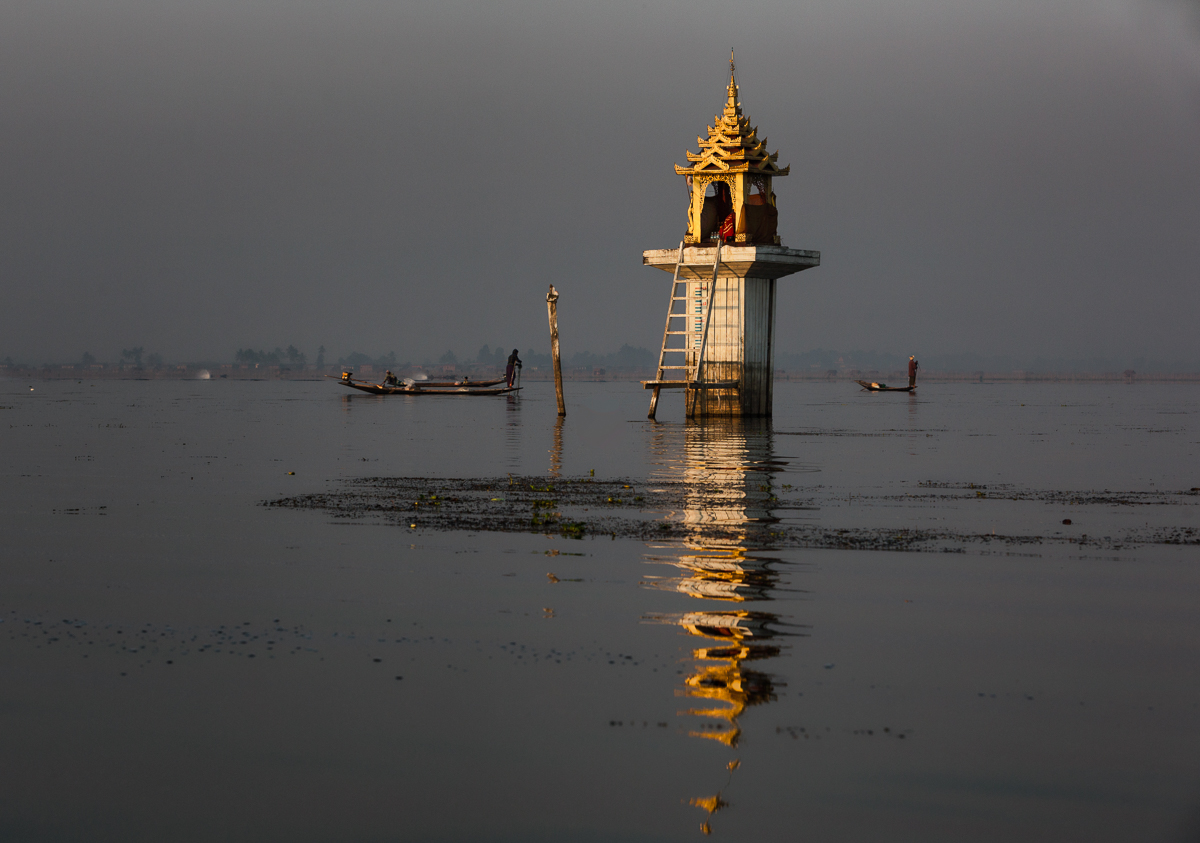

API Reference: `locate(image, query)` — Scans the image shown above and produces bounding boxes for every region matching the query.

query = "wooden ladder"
[647,240,723,419]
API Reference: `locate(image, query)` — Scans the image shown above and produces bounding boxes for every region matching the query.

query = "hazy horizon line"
[4,344,1199,375]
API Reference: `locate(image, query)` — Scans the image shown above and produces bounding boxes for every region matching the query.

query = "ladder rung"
[664,331,689,335]
[643,380,740,390]
[659,365,689,369]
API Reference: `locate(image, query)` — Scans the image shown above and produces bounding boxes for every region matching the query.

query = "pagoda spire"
[726,49,739,116]
[674,57,787,179]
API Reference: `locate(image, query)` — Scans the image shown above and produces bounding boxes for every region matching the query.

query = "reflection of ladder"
[646,240,723,419]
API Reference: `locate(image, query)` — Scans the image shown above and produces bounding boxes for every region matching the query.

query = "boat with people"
[331,371,519,396]
[854,380,915,393]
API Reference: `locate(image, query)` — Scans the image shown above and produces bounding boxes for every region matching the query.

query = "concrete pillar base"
[643,244,820,419]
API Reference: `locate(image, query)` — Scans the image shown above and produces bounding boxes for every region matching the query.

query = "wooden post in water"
[547,285,565,416]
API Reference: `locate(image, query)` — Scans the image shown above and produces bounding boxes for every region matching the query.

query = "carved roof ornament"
[674,52,790,178]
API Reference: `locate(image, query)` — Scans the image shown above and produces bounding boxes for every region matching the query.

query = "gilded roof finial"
[728,49,738,103]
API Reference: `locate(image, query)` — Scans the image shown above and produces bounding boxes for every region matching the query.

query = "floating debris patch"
[261,476,1200,552]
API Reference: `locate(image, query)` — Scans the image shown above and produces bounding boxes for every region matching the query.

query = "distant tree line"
[235,346,308,366]
[119,347,163,369]
[461,343,654,371]
[337,351,397,369]
[772,349,1200,374]
[4,344,1198,374]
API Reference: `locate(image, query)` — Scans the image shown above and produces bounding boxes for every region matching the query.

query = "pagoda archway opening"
[739,177,778,246]
[698,179,736,243]
[690,176,779,246]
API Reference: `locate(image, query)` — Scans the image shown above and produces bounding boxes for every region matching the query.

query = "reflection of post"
[547,285,566,416]
[550,416,564,478]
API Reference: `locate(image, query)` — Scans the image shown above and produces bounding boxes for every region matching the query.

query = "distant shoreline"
[4,366,1197,384]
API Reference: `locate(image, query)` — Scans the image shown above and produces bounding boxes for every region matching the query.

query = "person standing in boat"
[506,349,522,387]
[908,356,919,388]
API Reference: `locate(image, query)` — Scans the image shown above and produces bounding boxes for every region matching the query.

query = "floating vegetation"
[262,476,1200,552]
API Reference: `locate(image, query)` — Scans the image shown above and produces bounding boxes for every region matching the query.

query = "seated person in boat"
[382,370,399,386]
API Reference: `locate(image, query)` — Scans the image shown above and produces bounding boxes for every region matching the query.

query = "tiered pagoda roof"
[674,62,789,178]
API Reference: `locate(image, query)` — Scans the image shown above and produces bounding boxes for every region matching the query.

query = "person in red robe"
[908,356,919,388]
[714,182,735,242]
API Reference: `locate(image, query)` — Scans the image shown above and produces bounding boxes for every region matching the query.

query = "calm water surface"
[1,378,1198,841]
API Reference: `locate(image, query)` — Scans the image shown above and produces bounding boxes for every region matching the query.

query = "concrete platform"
[642,244,820,281]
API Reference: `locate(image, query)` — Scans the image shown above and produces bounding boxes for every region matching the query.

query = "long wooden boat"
[855,380,915,393]
[325,374,505,388]
[408,377,506,387]
[336,377,518,396]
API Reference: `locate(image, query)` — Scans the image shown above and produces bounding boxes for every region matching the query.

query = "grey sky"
[2,0,1198,365]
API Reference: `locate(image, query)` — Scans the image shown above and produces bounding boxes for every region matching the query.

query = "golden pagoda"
[677,53,788,246]
[643,56,820,418]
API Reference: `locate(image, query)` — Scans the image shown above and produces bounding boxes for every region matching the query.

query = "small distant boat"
[331,374,518,396]
[855,380,915,393]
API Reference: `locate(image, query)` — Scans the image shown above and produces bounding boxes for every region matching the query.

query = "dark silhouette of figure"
[383,370,398,386]
[908,356,919,388]
[506,349,522,387]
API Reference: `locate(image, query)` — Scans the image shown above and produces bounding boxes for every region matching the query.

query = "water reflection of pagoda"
[647,418,800,835]
[677,606,782,749]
